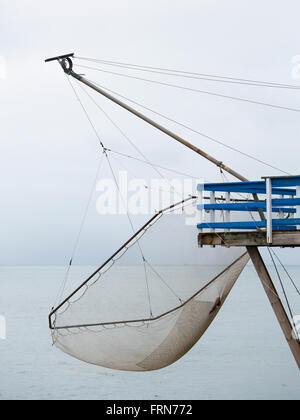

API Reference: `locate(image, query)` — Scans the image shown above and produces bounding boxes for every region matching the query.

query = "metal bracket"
[45,53,82,79]
[45,53,75,63]
[59,57,74,75]
[45,53,74,74]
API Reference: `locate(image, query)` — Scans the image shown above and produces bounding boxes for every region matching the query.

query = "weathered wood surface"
[198,230,300,247]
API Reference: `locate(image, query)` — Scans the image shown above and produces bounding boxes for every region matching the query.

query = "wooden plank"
[297,186,300,231]
[272,198,300,206]
[266,177,272,244]
[197,218,300,230]
[198,203,296,213]
[247,246,300,370]
[198,231,300,247]
[225,192,230,233]
[197,182,296,196]
[262,175,300,187]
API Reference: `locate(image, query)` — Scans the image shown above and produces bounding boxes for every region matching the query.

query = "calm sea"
[0,265,299,400]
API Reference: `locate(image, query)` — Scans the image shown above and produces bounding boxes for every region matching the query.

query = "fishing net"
[50,198,249,371]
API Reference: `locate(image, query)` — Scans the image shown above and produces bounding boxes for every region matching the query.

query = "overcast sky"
[1,0,300,265]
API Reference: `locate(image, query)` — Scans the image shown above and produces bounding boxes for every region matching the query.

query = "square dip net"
[50,197,249,371]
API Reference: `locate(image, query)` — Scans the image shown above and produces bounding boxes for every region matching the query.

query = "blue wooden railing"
[197,175,300,244]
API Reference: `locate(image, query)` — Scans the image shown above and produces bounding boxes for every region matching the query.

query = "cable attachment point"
[45,53,76,76]
[60,57,74,75]
[102,146,109,155]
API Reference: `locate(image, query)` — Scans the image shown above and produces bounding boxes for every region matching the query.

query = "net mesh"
[51,199,249,371]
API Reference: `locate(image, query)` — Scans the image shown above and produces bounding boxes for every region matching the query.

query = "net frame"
[49,196,196,330]
[51,252,248,331]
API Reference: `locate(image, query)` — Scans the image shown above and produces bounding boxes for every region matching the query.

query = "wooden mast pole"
[45,54,300,368]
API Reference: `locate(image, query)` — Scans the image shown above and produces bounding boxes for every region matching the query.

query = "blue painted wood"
[198,203,296,214]
[267,225,296,231]
[270,176,300,188]
[276,226,298,231]
[196,177,300,232]
[272,198,300,206]
[197,181,296,196]
[197,218,300,230]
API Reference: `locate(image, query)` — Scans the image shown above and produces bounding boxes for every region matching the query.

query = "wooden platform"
[198,230,300,247]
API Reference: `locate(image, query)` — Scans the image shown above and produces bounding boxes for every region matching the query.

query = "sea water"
[0,265,299,400]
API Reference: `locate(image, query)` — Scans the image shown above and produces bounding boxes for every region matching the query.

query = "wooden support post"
[225,192,230,232]
[210,191,216,248]
[197,184,204,231]
[210,191,216,231]
[297,186,300,230]
[198,230,300,247]
[247,246,300,369]
[266,178,272,244]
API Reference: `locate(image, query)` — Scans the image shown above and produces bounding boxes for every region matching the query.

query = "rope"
[83,79,289,175]
[104,151,154,316]
[143,260,153,318]
[74,64,300,114]
[74,80,185,199]
[267,248,300,341]
[248,263,281,300]
[108,148,200,179]
[144,260,183,304]
[53,76,107,307]
[269,249,300,296]
[74,56,300,90]
[66,77,145,253]
[109,152,187,199]
[54,152,105,307]
[66,76,105,149]
[59,76,154,315]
